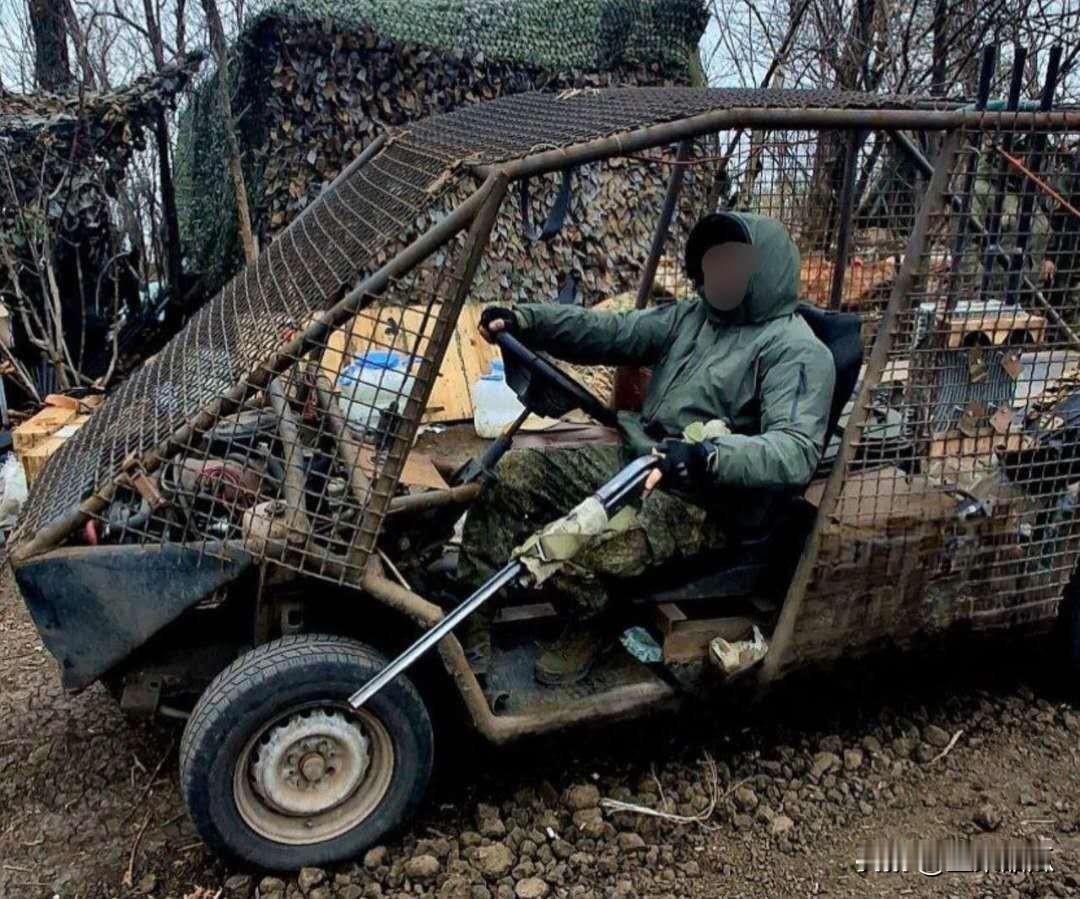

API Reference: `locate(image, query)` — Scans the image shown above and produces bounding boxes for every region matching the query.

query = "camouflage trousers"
[458,445,728,620]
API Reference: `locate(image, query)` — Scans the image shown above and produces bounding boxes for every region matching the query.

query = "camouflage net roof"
[245,0,708,74]
[16,85,937,552]
[175,0,707,298]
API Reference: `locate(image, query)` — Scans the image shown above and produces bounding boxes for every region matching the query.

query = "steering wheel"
[494,332,618,427]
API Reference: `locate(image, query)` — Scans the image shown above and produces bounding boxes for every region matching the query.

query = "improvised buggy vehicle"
[11,79,1080,868]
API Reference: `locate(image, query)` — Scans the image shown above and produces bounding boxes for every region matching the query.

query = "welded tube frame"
[1005,45,1063,306]
[350,173,510,579]
[266,378,312,542]
[635,139,693,309]
[889,128,1080,349]
[19,102,1080,567]
[979,48,1027,299]
[474,107,1080,184]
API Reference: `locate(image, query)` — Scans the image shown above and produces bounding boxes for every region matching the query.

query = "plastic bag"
[0,452,28,531]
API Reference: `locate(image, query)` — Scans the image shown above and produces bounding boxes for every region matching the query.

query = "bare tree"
[27,0,72,91]
[201,0,258,264]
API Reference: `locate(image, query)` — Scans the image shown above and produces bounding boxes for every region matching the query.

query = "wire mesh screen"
[791,123,1080,667]
[12,135,466,569]
[90,260,464,584]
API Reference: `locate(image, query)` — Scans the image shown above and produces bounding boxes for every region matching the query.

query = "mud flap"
[13,542,250,690]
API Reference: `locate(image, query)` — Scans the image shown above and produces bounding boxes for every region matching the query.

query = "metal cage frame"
[11,86,1080,732]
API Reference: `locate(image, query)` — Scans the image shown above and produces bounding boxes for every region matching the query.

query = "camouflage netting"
[0,53,204,389]
[175,0,708,303]
[2,52,203,235]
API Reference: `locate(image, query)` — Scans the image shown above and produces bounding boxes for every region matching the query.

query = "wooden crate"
[13,405,77,456]
[19,415,90,485]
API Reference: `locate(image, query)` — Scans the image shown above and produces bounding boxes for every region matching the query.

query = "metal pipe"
[475,108,1080,183]
[314,376,373,502]
[266,379,312,543]
[350,173,510,575]
[947,44,997,302]
[1006,45,1063,305]
[362,561,445,627]
[611,139,692,412]
[362,566,676,743]
[293,133,388,229]
[10,174,494,564]
[889,126,1080,349]
[761,130,964,682]
[350,561,524,708]
[828,130,862,310]
[635,140,693,309]
[981,47,1027,297]
[386,482,482,515]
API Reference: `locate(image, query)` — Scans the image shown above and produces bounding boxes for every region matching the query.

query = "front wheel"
[179,634,433,869]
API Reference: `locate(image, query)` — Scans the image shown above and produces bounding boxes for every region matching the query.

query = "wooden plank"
[655,603,688,636]
[662,615,754,664]
[494,602,558,626]
[20,415,90,485]
[22,436,65,484]
[945,310,1047,349]
[44,393,80,411]
[356,446,449,491]
[13,405,77,455]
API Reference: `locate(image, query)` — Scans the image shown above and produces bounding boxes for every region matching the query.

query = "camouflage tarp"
[175,0,707,298]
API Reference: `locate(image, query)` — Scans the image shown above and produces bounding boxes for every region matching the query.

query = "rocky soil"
[3,568,1080,899]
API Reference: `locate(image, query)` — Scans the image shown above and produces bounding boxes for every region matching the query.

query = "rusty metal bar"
[477,108,1080,183]
[351,172,510,578]
[760,129,964,682]
[611,139,692,411]
[314,375,373,504]
[1006,44,1062,305]
[10,177,495,565]
[293,133,388,229]
[266,379,312,543]
[947,45,998,304]
[635,140,693,309]
[828,130,861,310]
[361,565,677,743]
[981,48,1027,298]
[386,482,482,515]
[890,126,1080,349]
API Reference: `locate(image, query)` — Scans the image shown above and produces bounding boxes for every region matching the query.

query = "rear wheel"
[179,634,433,869]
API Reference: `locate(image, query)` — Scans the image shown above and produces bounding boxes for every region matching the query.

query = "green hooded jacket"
[512,212,835,517]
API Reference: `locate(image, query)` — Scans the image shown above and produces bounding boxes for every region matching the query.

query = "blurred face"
[701,242,755,312]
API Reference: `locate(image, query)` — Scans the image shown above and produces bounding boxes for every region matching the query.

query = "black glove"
[654,438,711,492]
[479,306,516,340]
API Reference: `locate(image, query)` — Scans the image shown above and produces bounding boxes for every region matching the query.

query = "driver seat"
[635,304,863,605]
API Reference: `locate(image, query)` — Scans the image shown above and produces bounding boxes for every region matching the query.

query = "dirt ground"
[4,567,1080,899]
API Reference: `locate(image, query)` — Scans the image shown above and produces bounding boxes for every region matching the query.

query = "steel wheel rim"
[233,702,395,845]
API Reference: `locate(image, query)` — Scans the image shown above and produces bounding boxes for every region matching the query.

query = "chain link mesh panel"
[789,124,1080,667]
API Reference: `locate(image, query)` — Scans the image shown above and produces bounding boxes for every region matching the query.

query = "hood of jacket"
[704,211,800,327]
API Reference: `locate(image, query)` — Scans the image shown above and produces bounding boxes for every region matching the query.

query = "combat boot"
[534,623,601,686]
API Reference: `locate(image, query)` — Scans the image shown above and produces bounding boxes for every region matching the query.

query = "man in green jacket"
[460,211,835,685]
